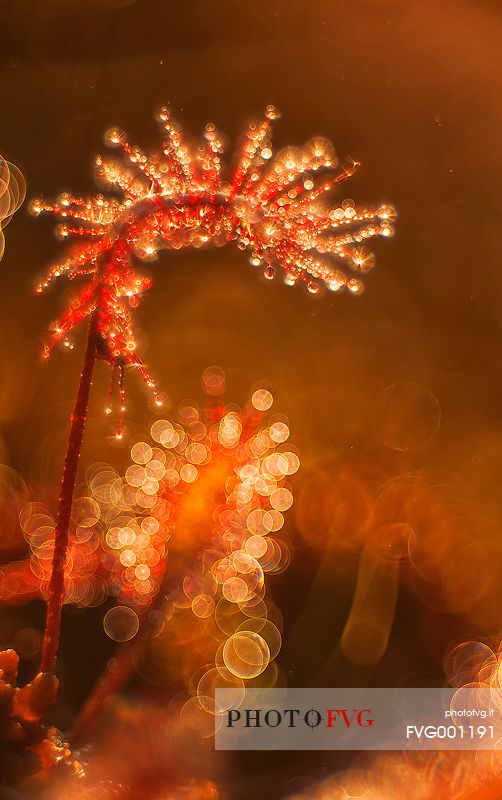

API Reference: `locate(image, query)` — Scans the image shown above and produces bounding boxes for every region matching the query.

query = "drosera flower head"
[33,105,395,419]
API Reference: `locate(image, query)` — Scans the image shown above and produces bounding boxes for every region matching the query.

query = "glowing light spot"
[118,527,136,546]
[141,516,159,535]
[142,477,159,496]
[103,605,139,642]
[247,508,274,535]
[283,451,300,475]
[131,441,153,464]
[223,631,270,679]
[202,366,226,396]
[269,422,289,443]
[251,389,273,412]
[180,463,198,483]
[245,535,268,559]
[120,549,136,567]
[270,488,293,511]
[218,413,242,448]
[135,564,150,581]
[222,576,249,603]
[185,443,208,465]
[192,594,215,619]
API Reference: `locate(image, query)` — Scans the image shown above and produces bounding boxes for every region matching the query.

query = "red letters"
[326,709,374,728]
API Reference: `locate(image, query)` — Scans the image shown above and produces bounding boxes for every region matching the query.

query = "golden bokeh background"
[1,1,502,797]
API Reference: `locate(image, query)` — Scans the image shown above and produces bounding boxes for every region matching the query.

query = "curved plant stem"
[40,308,99,674]
[70,582,170,744]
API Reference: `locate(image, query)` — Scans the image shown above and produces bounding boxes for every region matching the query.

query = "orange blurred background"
[1,1,502,797]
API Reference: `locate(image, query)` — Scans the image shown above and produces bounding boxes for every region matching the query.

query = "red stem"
[69,611,152,744]
[70,562,172,743]
[40,308,99,674]
[70,542,197,742]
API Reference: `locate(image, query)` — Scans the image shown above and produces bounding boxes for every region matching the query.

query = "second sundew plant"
[31,104,396,676]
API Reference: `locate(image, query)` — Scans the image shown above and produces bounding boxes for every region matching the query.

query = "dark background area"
[0,1,502,798]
